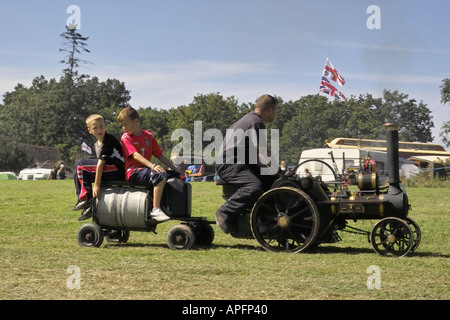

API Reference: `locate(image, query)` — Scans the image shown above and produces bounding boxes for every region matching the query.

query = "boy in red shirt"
[117,106,184,222]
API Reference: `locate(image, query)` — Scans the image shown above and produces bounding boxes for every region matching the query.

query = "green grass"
[0,180,448,300]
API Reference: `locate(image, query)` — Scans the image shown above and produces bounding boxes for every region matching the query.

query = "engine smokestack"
[384,123,401,193]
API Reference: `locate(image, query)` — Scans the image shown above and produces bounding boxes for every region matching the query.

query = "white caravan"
[18,168,52,180]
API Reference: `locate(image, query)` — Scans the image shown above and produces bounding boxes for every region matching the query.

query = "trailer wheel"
[105,229,130,244]
[370,217,413,257]
[404,217,421,252]
[192,223,214,247]
[77,223,104,247]
[250,187,320,253]
[167,224,196,250]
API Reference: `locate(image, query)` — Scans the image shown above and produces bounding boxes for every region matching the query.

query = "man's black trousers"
[215,164,275,227]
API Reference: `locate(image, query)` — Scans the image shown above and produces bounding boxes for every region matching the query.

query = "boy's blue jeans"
[128,167,168,187]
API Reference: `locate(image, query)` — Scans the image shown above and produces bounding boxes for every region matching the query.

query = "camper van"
[18,168,52,180]
[297,148,389,183]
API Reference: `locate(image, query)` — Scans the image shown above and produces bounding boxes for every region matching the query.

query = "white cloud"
[316,40,450,55]
[0,66,36,94]
[347,73,443,85]
[91,60,283,108]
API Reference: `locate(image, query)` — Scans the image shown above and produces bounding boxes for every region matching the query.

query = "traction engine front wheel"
[370,217,414,257]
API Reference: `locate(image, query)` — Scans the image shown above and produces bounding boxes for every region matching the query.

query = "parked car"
[0,171,17,180]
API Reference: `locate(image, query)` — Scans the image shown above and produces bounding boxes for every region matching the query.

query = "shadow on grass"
[103,241,449,258]
[104,241,260,251]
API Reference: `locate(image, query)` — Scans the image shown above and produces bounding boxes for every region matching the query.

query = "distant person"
[117,106,184,223]
[304,168,312,178]
[72,114,125,221]
[47,165,57,180]
[363,153,377,172]
[57,164,66,180]
[280,160,287,175]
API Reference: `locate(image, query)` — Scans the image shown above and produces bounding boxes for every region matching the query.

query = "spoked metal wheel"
[370,217,414,257]
[405,217,421,252]
[250,187,320,253]
[294,159,339,181]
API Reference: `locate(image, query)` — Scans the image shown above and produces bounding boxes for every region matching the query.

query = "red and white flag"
[322,58,346,87]
[81,142,92,154]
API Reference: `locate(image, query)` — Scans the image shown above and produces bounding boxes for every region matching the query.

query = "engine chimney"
[384,123,401,193]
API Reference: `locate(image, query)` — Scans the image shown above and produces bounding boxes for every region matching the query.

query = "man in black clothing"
[215,94,279,233]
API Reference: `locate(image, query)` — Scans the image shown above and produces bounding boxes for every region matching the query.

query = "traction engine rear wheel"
[250,187,320,253]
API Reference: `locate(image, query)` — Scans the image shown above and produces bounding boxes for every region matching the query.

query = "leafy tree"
[381,90,433,142]
[168,93,247,135]
[440,78,450,105]
[138,107,170,150]
[439,78,450,148]
[166,93,249,156]
[0,140,34,172]
[336,94,383,139]
[0,76,60,147]
[279,95,331,165]
[0,74,130,166]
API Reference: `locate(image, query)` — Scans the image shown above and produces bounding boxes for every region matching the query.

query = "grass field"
[0,180,448,300]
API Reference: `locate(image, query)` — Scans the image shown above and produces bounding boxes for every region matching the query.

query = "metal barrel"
[96,187,150,229]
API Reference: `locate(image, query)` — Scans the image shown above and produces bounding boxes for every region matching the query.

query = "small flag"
[323,58,346,87]
[320,77,347,101]
[81,142,92,154]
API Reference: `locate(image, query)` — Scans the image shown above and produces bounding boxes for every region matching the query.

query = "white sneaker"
[150,208,170,222]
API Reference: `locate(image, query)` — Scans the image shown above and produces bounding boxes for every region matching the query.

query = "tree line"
[0,83,438,171]
[0,27,447,172]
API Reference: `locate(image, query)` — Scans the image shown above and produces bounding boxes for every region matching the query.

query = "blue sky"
[1,0,449,144]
